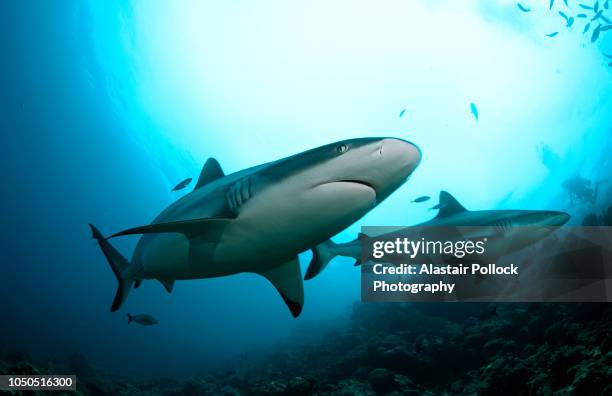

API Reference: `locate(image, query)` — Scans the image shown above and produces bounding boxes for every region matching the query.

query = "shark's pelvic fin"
[108,216,235,239]
[260,257,304,318]
[436,191,467,218]
[89,223,134,312]
[194,158,225,190]
[158,279,175,293]
[305,239,339,280]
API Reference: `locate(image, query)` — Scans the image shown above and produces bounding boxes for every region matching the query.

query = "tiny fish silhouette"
[517,3,531,12]
[591,24,602,42]
[550,0,555,9]
[563,0,568,5]
[127,313,158,326]
[579,4,594,9]
[470,102,479,121]
[546,31,559,37]
[559,11,569,22]
[583,22,591,33]
[399,108,406,117]
[172,177,192,191]
[567,17,575,27]
[601,15,612,23]
[577,13,588,18]
[601,24,612,30]
[595,0,600,12]
[411,196,431,203]
[605,0,610,9]
[429,202,449,211]
[592,10,603,21]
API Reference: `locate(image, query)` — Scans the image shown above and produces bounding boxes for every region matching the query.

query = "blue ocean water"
[1,0,611,379]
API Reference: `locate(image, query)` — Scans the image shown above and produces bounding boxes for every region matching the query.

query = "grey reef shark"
[90,138,421,317]
[305,191,570,279]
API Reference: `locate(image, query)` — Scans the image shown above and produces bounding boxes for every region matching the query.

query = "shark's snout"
[381,138,421,168]
[545,211,570,227]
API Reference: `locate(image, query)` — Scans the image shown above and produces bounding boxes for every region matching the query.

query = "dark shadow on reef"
[2,302,611,395]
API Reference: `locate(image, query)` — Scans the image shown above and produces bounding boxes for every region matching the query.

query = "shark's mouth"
[314,179,377,197]
[338,179,375,190]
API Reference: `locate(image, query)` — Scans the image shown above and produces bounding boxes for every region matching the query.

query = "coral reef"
[2,303,610,395]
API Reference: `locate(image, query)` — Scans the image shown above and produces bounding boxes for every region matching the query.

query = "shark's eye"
[336,144,348,154]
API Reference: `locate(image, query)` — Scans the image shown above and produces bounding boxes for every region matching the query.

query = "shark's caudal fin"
[304,240,339,280]
[305,234,367,279]
[89,224,134,312]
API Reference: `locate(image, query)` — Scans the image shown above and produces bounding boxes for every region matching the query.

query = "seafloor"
[2,302,611,396]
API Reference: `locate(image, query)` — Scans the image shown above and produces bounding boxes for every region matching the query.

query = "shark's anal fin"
[436,191,468,218]
[259,257,304,317]
[108,217,235,239]
[194,158,225,190]
[158,279,175,293]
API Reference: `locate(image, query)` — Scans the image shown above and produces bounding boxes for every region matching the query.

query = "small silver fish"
[567,17,575,27]
[595,0,600,12]
[577,13,588,18]
[517,3,531,12]
[172,177,193,191]
[399,108,406,117]
[470,102,479,121]
[412,196,431,203]
[429,202,449,211]
[592,10,603,21]
[601,24,612,30]
[592,24,602,42]
[584,22,591,33]
[550,0,555,10]
[559,11,569,22]
[580,4,594,9]
[546,31,559,37]
[127,313,159,326]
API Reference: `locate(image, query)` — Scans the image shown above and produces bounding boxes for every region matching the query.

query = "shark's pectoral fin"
[158,279,175,293]
[108,216,235,239]
[259,257,304,317]
[194,158,225,190]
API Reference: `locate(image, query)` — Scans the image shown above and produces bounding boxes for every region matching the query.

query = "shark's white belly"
[139,181,375,280]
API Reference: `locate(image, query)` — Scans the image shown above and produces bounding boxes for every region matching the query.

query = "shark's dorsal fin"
[194,158,225,190]
[259,257,304,317]
[436,191,467,218]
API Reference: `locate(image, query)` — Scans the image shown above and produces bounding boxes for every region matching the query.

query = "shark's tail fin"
[89,223,133,312]
[127,313,134,324]
[304,240,339,280]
